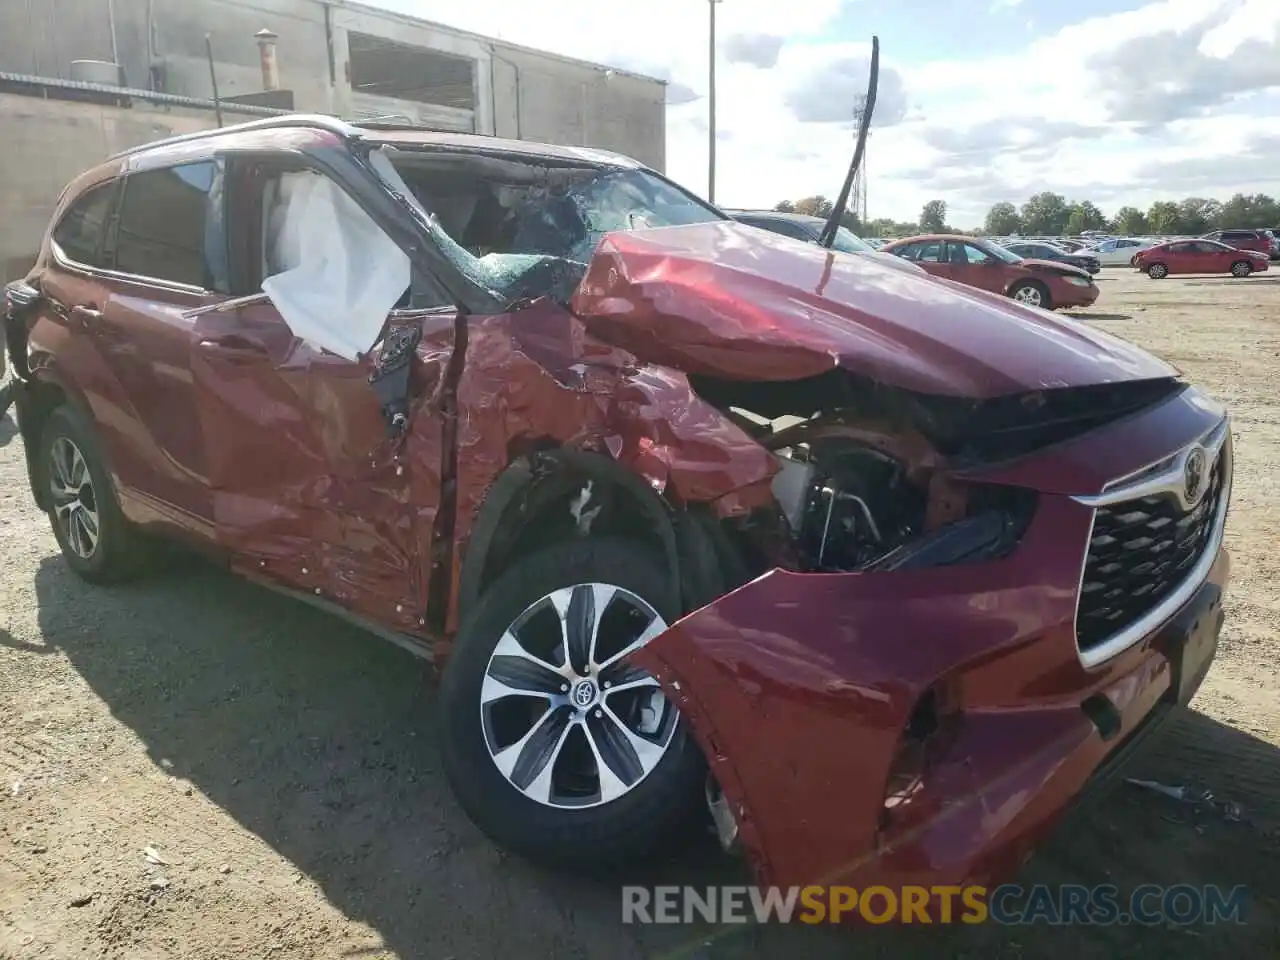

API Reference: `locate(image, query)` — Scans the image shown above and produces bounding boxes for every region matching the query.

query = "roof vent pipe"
[255,28,280,91]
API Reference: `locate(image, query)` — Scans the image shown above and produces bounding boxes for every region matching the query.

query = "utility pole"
[708,0,721,203]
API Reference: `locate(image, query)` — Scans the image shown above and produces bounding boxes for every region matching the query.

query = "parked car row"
[726,215,1099,311]
[882,235,1099,309]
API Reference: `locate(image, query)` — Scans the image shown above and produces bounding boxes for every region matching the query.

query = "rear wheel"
[438,538,706,870]
[1009,280,1051,309]
[39,405,153,583]
[1231,260,1253,278]
[1147,263,1169,279]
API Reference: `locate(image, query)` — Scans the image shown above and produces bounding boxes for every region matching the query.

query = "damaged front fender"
[445,300,779,637]
[628,492,1145,890]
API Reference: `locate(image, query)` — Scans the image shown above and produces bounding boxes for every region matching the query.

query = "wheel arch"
[456,448,731,631]
[13,370,88,511]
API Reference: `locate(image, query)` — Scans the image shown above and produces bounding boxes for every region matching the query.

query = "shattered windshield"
[979,239,1026,264]
[372,148,725,306]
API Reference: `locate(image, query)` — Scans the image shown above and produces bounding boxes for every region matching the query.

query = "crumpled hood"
[571,221,1174,399]
[1020,257,1093,279]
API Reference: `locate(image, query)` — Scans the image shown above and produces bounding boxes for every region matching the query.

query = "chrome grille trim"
[1071,415,1232,668]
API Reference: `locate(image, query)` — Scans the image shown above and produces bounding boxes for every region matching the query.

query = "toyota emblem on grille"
[1183,445,1207,506]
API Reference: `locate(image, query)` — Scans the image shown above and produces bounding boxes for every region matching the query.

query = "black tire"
[1230,260,1252,278]
[38,404,153,583]
[438,537,707,871]
[1147,263,1169,279]
[1009,280,1051,310]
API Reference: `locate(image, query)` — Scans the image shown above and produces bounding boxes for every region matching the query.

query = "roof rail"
[347,116,494,136]
[106,113,364,162]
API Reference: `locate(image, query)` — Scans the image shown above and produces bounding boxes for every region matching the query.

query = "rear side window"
[114,160,228,291]
[52,182,117,266]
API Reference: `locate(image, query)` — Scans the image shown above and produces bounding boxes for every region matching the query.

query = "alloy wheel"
[1232,262,1251,278]
[479,583,676,808]
[49,436,100,560]
[1013,285,1042,307]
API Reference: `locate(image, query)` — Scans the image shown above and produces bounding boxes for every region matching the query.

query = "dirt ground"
[1,270,1279,959]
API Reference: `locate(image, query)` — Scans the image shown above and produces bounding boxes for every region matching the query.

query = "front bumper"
[633,393,1230,895]
[1057,283,1100,308]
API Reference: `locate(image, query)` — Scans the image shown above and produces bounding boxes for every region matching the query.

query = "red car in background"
[1202,229,1278,259]
[1134,240,1270,279]
[883,234,1099,310]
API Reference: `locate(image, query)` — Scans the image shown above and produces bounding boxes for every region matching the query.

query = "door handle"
[71,304,102,324]
[198,335,268,360]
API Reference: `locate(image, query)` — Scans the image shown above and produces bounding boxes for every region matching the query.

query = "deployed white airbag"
[262,169,410,361]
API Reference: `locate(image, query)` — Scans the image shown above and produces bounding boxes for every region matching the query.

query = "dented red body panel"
[634,392,1230,891]
[572,222,1173,396]
[10,120,1232,902]
[444,301,778,637]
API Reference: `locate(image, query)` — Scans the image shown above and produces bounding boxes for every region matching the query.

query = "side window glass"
[115,161,228,291]
[52,182,117,267]
[958,243,991,265]
[917,241,944,263]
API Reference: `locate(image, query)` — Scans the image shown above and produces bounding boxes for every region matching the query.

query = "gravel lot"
[2,270,1278,958]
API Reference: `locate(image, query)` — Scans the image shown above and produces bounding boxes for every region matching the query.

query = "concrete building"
[0,0,667,278]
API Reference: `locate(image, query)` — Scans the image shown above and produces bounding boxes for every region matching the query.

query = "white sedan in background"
[1084,237,1159,266]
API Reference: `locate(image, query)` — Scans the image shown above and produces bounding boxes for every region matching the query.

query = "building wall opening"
[347,32,476,111]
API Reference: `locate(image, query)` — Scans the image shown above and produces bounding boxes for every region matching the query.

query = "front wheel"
[1009,281,1051,310]
[1231,260,1253,278]
[1147,263,1169,279]
[438,538,707,870]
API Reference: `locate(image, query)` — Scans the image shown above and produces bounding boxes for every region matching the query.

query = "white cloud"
[724,33,786,69]
[372,0,1280,227]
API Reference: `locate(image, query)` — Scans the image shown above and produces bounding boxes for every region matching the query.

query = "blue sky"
[824,0,1153,61]
[379,0,1280,227]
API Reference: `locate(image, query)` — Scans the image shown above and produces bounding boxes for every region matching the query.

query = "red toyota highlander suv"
[3,116,1231,901]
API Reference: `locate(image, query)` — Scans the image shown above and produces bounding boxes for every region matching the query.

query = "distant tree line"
[771,192,1280,239]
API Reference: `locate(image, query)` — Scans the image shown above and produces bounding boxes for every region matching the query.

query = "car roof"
[102,113,643,174]
[366,126,642,167]
[884,234,976,245]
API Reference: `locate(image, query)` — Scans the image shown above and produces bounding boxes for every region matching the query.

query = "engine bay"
[769,436,927,572]
[687,371,1060,576]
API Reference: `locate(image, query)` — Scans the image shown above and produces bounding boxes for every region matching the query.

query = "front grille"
[1076,453,1226,653]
